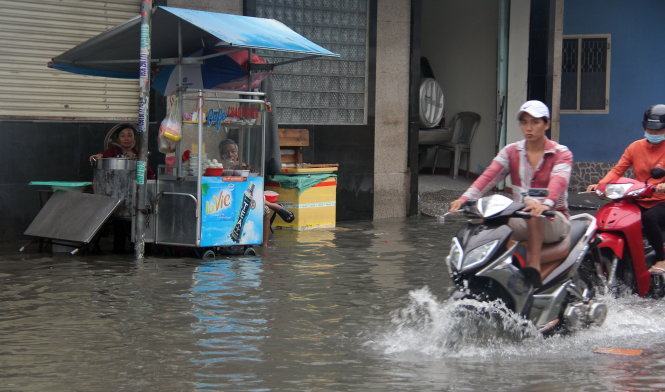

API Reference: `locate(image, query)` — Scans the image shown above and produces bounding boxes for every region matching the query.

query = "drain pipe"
[497,0,510,152]
[496,0,510,190]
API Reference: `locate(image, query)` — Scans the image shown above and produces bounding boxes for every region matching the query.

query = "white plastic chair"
[432,111,480,178]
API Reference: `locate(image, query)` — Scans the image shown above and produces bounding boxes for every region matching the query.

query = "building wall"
[0,0,157,242]
[560,0,665,163]
[175,0,374,221]
[0,121,163,241]
[421,0,499,174]
[1,0,374,244]
[243,0,375,221]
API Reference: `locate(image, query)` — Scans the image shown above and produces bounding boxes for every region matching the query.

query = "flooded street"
[3,216,665,391]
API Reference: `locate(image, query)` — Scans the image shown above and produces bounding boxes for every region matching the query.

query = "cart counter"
[156,175,264,247]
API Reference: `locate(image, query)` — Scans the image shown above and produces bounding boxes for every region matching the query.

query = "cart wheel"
[202,249,216,260]
[244,246,257,256]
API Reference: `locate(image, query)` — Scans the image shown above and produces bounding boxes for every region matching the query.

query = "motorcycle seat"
[567,219,588,250]
[515,219,590,278]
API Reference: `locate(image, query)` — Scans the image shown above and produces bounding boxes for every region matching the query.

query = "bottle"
[230,183,255,243]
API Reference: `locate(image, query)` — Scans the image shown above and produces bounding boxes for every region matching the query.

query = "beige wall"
[373,0,411,219]
[421,0,499,174]
[506,0,531,144]
[166,0,241,13]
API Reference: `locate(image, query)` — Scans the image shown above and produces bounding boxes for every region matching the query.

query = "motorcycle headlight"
[604,183,632,199]
[446,238,463,272]
[462,240,499,270]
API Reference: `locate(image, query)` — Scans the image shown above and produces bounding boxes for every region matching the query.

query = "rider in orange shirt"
[588,105,665,272]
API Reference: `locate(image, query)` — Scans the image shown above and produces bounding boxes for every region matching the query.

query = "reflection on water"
[2,217,665,391]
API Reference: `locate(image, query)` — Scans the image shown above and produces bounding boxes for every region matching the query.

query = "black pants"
[112,219,132,253]
[642,202,665,260]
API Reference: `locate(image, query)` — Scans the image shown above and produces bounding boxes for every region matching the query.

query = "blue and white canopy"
[49,6,339,78]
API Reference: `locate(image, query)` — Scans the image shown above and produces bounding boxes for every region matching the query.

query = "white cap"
[517,100,550,120]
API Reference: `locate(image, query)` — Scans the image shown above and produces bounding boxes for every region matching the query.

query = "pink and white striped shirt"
[460,139,573,214]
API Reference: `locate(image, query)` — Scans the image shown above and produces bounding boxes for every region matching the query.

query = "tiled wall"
[569,161,633,192]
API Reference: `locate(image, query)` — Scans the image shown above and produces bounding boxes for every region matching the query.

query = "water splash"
[372,287,665,361]
[374,287,540,359]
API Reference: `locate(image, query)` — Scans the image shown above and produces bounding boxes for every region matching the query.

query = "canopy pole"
[134,0,153,260]
[247,48,252,91]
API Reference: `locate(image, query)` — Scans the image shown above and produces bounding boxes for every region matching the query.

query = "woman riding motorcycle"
[587,104,665,273]
[449,100,573,288]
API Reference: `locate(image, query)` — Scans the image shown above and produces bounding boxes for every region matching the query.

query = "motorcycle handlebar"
[514,210,556,219]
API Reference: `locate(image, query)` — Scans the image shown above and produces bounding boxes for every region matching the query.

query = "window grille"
[561,35,610,113]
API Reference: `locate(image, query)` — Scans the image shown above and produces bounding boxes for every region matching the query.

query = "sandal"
[648,260,665,274]
[650,267,665,275]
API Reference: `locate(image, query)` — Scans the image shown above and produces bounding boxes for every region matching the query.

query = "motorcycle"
[583,168,665,297]
[445,194,607,335]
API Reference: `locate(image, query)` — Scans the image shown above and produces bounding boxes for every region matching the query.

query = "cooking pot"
[96,157,136,170]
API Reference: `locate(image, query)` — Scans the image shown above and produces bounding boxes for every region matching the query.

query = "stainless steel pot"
[96,157,136,170]
[93,158,136,218]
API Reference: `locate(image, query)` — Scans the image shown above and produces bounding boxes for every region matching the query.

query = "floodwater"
[3,217,665,391]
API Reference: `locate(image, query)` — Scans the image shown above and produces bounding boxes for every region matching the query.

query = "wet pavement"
[417,174,605,218]
[3,214,665,391]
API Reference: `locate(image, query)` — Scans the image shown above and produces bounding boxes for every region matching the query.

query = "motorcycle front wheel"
[588,249,635,297]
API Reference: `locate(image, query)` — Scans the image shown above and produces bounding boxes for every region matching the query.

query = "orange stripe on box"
[265,180,337,188]
[313,180,337,187]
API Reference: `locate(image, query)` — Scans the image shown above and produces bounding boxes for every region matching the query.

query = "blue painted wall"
[560,0,665,162]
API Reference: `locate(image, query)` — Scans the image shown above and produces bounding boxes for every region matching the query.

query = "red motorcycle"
[585,169,665,297]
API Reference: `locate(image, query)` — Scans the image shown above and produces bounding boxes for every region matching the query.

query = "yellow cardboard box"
[266,177,336,230]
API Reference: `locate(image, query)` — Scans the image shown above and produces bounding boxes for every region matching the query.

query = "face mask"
[645,132,665,144]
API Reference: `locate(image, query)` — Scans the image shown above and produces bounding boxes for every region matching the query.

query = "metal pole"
[176,20,183,177]
[196,90,203,246]
[134,0,153,260]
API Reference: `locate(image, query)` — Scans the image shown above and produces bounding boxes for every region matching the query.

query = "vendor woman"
[88,124,152,253]
[89,123,138,161]
[89,124,155,179]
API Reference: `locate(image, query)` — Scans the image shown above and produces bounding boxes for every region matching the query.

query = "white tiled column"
[373,0,411,219]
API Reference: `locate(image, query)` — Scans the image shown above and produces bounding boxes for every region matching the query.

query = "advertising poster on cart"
[200,177,264,247]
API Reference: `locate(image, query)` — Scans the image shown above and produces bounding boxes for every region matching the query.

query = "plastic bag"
[159,95,182,142]
[158,134,176,154]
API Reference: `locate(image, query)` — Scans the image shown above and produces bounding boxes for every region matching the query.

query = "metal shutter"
[0,0,140,120]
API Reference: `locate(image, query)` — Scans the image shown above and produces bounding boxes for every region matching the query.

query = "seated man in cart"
[219,139,294,246]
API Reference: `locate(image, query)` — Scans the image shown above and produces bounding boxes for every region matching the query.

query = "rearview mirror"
[651,167,665,179]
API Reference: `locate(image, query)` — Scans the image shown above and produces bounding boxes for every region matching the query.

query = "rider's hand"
[89,153,102,162]
[449,198,465,212]
[657,183,665,193]
[523,198,550,217]
[586,183,598,192]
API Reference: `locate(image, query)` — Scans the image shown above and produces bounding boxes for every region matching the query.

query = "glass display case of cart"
[175,90,265,178]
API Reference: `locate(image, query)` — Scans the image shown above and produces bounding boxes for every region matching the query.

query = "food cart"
[23,6,338,257]
[153,89,268,254]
